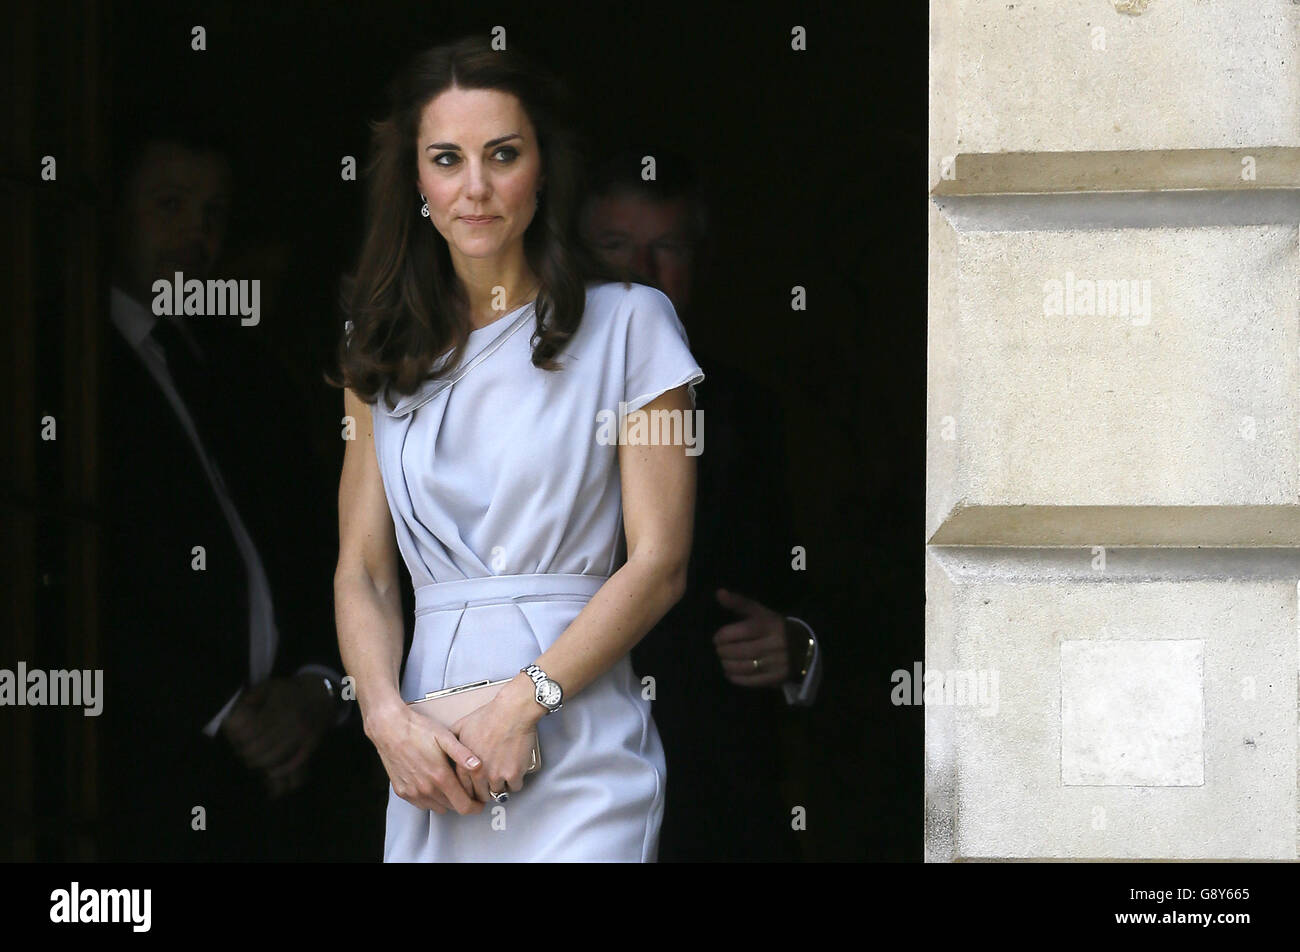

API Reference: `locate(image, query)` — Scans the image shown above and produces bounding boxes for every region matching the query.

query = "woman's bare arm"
[333,388,404,718]
[334,387,482,814]
[490,383,697,726]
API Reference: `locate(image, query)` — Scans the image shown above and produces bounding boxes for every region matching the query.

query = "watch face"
[538,679,562,706]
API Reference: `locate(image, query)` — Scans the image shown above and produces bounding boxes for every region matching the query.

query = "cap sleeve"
[621,286,705,413]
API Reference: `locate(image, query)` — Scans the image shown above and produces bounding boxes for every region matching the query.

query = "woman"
[330,35,703,862]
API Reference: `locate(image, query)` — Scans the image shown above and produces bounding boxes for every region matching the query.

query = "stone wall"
[927,0,1300,860]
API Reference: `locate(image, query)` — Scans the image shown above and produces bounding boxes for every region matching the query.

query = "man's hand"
[220,674,338,798]
[711,588,793,688]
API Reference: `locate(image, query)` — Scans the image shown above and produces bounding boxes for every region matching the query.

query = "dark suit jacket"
[96,302,358,860]
[631,349,818,861]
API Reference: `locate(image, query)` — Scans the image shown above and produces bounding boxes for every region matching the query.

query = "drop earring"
[420,193,430,218]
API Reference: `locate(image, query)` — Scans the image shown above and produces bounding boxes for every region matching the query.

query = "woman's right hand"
[365,703,485,815]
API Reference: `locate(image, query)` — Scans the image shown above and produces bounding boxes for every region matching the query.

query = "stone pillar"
[927,0,1300,860]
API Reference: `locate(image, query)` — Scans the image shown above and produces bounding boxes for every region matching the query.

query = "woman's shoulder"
[584,280,678,325]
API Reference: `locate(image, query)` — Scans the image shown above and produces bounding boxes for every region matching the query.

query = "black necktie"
[149,317,233,462]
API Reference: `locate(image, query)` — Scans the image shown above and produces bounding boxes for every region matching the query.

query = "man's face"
[583,192,695,318]
[114,142,232,301]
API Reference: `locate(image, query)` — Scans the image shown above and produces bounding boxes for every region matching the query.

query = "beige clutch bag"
[407,678,541,773]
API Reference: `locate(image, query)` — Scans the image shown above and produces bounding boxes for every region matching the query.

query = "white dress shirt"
[782,618,822,706]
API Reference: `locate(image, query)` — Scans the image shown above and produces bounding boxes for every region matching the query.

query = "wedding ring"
[490,789,509,803]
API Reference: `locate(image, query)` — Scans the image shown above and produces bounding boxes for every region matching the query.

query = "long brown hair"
[327,34,630,410]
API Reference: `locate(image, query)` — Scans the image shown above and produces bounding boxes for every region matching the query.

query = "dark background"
[4,0,924,861]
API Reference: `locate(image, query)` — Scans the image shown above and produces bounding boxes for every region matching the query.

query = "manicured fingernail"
[467,756,481,768]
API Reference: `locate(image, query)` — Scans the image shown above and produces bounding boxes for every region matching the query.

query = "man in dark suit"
[96,122,362,860]
[582,148,824,861]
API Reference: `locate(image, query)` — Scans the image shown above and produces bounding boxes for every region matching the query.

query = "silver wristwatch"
[520,664,563,714]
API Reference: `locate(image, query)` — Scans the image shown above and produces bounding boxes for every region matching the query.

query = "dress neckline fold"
[379,301,537,418]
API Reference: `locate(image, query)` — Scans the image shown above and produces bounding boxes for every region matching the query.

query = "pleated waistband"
[413,572,609,616]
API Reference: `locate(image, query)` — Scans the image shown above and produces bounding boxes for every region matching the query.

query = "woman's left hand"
[451,686,539,803]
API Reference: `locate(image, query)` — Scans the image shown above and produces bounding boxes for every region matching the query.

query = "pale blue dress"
[369,280,704,862]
